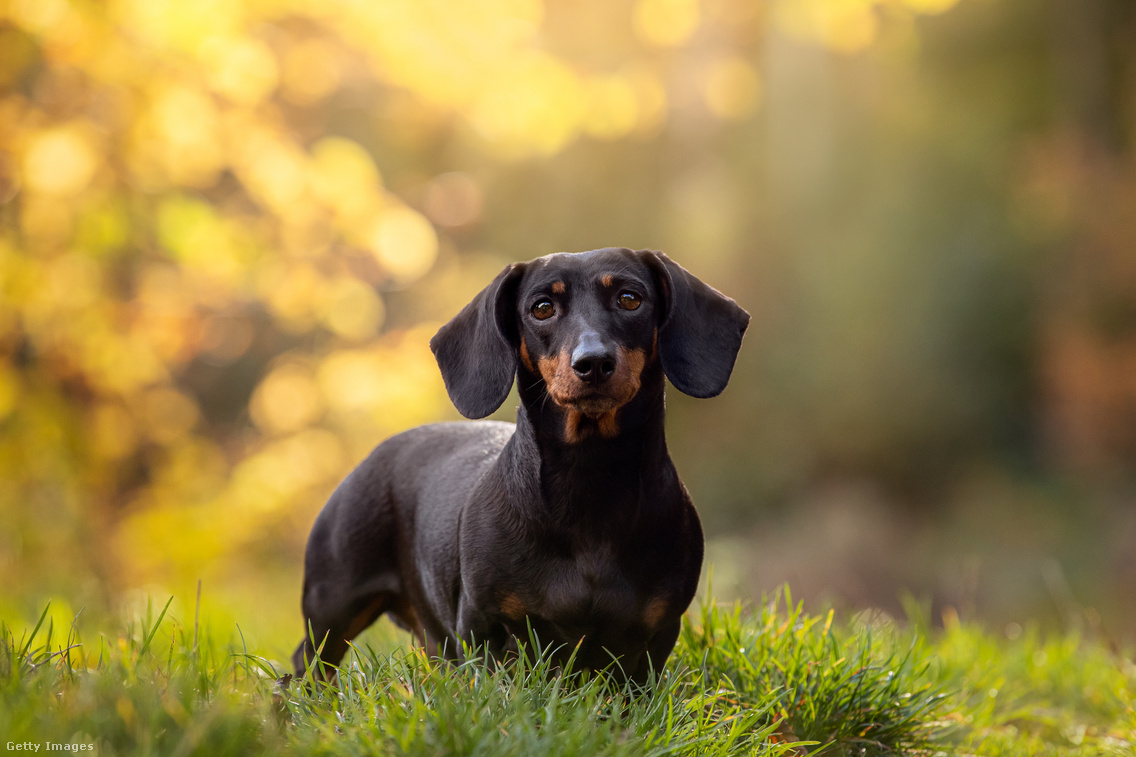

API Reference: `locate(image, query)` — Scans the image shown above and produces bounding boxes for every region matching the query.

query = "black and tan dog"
[293,247,748,683]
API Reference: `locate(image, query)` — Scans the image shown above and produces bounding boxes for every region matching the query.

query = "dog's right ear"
[430,263,526,419]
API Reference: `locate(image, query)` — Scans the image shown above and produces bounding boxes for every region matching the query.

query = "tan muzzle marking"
[537,345,647,443]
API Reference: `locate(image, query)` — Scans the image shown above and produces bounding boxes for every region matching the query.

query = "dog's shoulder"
[381,420,515,450]
[360,420,516,483]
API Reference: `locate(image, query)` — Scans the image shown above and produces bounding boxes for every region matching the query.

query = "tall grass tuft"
[677,591,947,755]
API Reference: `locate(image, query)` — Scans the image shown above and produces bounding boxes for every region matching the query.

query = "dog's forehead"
[520,248,649,290]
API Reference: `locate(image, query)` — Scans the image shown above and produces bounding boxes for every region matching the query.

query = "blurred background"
[1,0,1134,653]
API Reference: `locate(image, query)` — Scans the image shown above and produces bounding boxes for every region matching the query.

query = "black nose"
[571,333,616,383]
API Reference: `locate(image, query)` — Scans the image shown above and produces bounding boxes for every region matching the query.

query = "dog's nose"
[571,332,616,383]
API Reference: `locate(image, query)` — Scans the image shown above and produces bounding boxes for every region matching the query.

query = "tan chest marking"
[499,592,528,621]
[642,597,669,630]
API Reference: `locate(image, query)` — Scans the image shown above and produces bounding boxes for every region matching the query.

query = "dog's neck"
[510,364,677,530]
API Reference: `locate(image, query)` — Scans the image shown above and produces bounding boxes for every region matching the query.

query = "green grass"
[2,591,1133,755]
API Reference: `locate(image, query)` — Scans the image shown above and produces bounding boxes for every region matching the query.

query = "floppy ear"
[430,263,526,418]
[642,250,750,398]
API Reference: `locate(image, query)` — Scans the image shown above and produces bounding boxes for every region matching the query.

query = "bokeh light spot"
[235,129,309,213]
[136,85,224,188]
[203,36,279,105]
[774,0,880,52]
[259,264,324,332]
[318,277,385,341]
[633,0,701,47]
[309,137,383,223]
[470,55,586,156]
[317,349,385,413]
[250,361,323,434]
[367,206,439,286]
[156,196,247,284]
[23,126,99,196]
[827,7,878,52]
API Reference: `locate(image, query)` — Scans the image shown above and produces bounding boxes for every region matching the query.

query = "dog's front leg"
[630,617,682,686]
[454,591,513,664]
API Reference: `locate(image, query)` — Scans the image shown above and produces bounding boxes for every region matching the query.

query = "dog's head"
[431,248,750,438]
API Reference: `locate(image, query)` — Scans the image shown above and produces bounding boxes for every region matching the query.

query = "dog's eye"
[531,299,555,320]
[618,292,642,311]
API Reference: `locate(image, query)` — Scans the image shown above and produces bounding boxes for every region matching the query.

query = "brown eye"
[531,299,555,320]
[618,291,641,311]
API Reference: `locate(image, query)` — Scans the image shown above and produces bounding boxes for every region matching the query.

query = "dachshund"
[293,247,749,683]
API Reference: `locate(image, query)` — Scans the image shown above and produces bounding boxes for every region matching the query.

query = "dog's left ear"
[431,263,526,418]
[641,250,750,398]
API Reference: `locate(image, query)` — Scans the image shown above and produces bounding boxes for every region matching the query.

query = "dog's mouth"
[554,393,623,418]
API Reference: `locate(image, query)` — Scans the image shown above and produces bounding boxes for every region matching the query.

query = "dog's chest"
[538,541,641,629]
